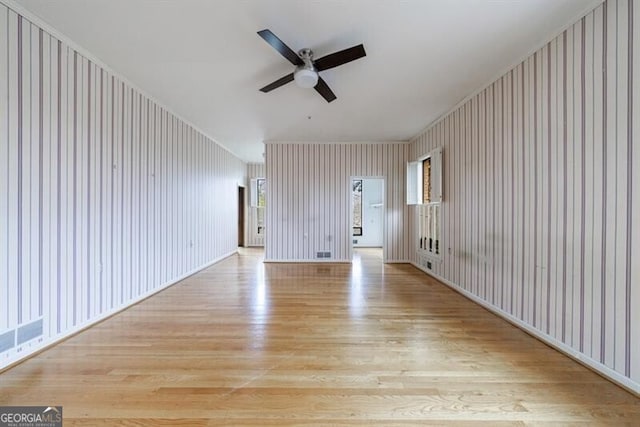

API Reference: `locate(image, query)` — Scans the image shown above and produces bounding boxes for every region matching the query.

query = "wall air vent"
[17,318,43,345]
[0,318,43,354]
[0,330,15,353]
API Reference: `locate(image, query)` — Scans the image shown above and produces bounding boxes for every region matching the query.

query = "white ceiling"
[16,0,601,163]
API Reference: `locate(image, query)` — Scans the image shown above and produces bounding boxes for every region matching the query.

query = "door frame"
[348,176,386,262]
[238,185,246,247]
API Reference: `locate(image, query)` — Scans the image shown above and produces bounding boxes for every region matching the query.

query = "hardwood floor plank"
[1,248,639,425]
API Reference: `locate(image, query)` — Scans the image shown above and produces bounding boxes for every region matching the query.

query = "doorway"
[238,186,245,247]
[351,177,384,259]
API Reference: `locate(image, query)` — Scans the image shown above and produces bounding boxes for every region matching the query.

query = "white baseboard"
[411,262,640,397]
[262,258,410,264]
[264,258,351,263]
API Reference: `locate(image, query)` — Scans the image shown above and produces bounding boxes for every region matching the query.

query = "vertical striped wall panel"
[0,4,245,368]
[265,142,410,262]
[246,163,265,247]
[410,0,639,390]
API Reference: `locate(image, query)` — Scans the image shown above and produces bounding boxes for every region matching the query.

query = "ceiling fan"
[257,29,366,103]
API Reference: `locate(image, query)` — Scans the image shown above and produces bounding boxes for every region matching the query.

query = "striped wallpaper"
[265,142,410,262]
[410,0,639,391]
[246,162,265,247]
[0,4,245,368]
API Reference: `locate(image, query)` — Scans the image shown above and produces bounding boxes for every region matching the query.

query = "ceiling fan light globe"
[294,68,318,89]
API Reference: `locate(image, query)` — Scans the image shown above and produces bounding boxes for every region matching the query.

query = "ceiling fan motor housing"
[294,48,318,88]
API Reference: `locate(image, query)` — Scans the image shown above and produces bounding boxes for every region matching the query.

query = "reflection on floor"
[1,247,639,425]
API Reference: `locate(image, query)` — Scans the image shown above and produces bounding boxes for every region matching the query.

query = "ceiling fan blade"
[314,77,337,103]
[260,73,294,92]
[257,29,303,66]
[314,44,366,72]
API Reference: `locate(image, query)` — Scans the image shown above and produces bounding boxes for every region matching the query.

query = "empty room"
[1,0,640,425]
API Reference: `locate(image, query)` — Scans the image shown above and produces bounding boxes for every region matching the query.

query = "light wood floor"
[1,248,639,426]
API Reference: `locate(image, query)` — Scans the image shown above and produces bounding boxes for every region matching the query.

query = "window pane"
[422,157,431,204]
[352,180,362,235]
[257,207,265,235]
[257,178,266,207]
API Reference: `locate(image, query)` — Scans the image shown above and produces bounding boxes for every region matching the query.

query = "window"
[257,209,265,235]
[406,147,442,205]
[418,204,440,255]
[256,178,266,207]
[407,148,443,258]
[251,178,266,235]
[352,179,363,236]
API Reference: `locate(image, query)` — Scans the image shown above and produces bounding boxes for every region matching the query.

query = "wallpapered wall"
[411,0,639,391]
[0,3,245,368]
[265,142,410,262]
